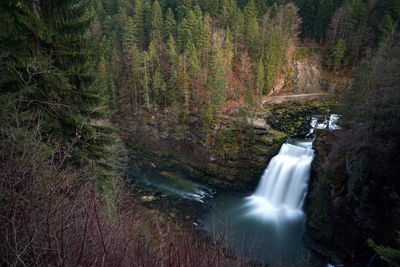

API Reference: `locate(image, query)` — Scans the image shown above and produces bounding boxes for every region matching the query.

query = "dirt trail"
[262,92,334,104]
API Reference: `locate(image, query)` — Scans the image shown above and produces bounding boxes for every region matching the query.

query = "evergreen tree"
[133,0,145,47]
[207,46,227,112]
[187,41,201,76]
[225,27,234,70]
[256,57,265,95]
[165,8,177,38]
[129,45,143,111]
[222,0,238,26]
[313,0,334,42]
[178,7,209,53]
[378,14,396,43]
[167,35,180,104]
[0,0,113,166]
[244,0,260,56]
[122,15,136,52]
[152,68,167,107]
[141,51,151,111]
[231,8,245,54]
[148,40,161,74]
[329,39,347,72]
[264,29,286,94]
[179,55,191,115]
[177,0,193,21]
[150,0,164,43]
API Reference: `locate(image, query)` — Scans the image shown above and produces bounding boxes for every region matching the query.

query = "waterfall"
[245,140,314,222]
[245,114,339,222]
[202,114,341,264]
[254,142,314,208]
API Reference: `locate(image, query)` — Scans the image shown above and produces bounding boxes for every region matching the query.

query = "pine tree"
[256,57,265,95]
[264,29,286,94]
[167,35,180,104]
[225,27,234,70]
[179,55,191,115]
[244,0,260,56]
[133,0,145,47]
[177,0,193,21]
[141,51,151,111]
[330,39,347,72]
[1,0,113,166]
[222,0,238,27]
[313,0,334,42]
[152,69,167,107]
[165,8,177,39]
[231,8,245,54]
[129,45,143,112]
[378,14,395,43]
[207,46,227,112]
[150,0,164,43]
[122,15,136,52]
[187,41,201,76]
[178,7,209,52]
[148,40,161,74]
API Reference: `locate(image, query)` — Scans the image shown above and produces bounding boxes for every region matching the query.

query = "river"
[127,114,340,265]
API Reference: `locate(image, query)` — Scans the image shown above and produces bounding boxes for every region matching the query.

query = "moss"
[266,100,338,136]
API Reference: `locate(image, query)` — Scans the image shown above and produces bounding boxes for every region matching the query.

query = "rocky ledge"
[114,110,287,191]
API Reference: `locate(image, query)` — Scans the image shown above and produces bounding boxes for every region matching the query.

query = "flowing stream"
[202,114,340,264]
[128,114,340,264]
[201,138,314,264]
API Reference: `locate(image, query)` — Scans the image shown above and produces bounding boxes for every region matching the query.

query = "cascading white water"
[245,114,340,222]
[245,140,314,222]
[203,114,341,264]
[253,142,314,208]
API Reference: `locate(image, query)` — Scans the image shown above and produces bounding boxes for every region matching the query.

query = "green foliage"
[187,42,201,75]
[178,7,210,52]
[256,57,265,95]
[0,0,113,169]
[177,0,193,21]
[141,51,151,111]
[207,47,227,112]
[379,14,396,43]
[150,0,164,42]
[165,8,177,38]
[368,234,400,267]
[122,14,136,52]
[132,0,145,47]
[243,0,260,56]
[263,29,286,94]
[178,55,191,115]
[152,69,167,106]
[222,0,238,26]
[328,39,347,72]
[167,35,180,104]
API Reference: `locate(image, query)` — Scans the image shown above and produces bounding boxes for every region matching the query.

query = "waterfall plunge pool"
[127,114,341,265]
[200,115,341,264]
[200,138,314,265]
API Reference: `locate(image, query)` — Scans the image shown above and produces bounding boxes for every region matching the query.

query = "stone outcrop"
[275,49,351,96]
[114,111,286,190]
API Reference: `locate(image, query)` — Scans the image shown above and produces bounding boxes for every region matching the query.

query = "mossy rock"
[266,100,338,136]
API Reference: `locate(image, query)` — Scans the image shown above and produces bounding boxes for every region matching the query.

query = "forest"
[1,0,399,266]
